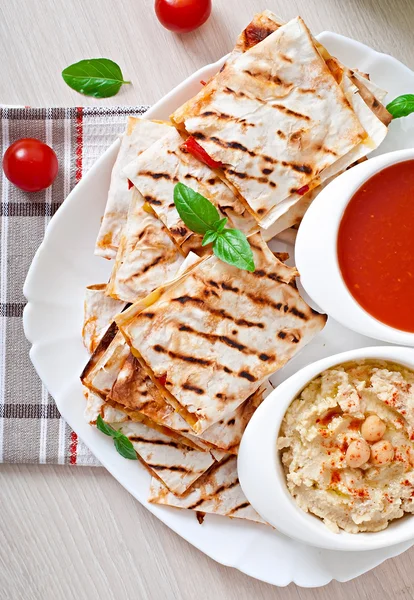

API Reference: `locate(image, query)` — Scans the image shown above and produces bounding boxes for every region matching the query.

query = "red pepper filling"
[182,136,223,170]
[200,79,207,86]
[157,374,167,387]
[127,179,134,189]
[297,185,310,196]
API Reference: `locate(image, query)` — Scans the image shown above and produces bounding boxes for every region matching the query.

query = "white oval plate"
[23,31,414,587]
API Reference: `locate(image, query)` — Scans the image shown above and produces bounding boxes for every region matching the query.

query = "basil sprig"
[96,415,137,460]
[173,183,255,272]
[62,59,131,98]
[386,94,414,119]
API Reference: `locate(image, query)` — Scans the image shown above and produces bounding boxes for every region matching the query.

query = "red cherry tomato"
[3,138,58,192]
[155,0,212,33]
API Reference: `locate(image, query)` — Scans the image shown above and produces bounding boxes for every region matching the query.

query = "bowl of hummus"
[238,346,414,551]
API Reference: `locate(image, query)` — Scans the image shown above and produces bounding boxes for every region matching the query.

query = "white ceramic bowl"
[238,346,414,552]
[295,148,414,346]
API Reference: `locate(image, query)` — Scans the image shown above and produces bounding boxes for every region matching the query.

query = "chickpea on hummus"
[277,361,414,533]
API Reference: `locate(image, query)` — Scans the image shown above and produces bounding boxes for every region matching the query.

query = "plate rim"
[23,30,414,588]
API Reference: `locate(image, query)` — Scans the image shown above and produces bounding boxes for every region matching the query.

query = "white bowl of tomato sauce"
[295,148,414,346]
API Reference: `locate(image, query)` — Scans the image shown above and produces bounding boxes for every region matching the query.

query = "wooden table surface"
[1,0,414,598]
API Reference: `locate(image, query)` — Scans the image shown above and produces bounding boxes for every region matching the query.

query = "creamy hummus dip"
[277,361,414,533]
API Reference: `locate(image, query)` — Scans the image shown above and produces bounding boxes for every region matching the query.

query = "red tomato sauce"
[337,159,414,332]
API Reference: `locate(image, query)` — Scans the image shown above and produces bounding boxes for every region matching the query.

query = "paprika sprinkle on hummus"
[278,360,414,533]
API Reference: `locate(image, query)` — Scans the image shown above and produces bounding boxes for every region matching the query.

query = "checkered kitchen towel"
[0,105,149,465]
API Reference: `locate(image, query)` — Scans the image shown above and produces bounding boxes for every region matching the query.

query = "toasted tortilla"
[83,385,130,425]
[110,352,269,453]
[106,187,184,303]
[81,323,130,398]
[116,420,217,495]
[83,386,216,495]
[95,118,171,259]
[148,455,266,524]
[123,127,258,249]
[116,234,326,434]
[82,284,126,354]
[171,17,367,228]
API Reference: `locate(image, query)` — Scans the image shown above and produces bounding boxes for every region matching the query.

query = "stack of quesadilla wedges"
[81,11,392,524]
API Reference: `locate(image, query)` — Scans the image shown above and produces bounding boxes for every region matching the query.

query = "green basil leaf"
[96,415,117,437]
[213,217,228,233]
[386,94,414,119]
[213,229,255,272]
[62,59,131,98]
[114,435,138,460]
[202,230,218,246]
[174,183,220,234]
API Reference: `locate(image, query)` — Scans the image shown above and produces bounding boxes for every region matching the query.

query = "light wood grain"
[1,0,414,597]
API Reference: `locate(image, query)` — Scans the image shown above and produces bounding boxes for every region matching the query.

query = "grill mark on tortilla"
[176,323,271,364]
[262,168,273,175]
[276,129,286,139]
[144,194,162,206]
[298,87,317,94]
[242,291,309,320]
[182,383,204,395]
[177,323,249,354]
[239,370,257,382]
[153,344,213,367]
[314,143,338,157]
[279,52,293,63]
[148,464,196,473]
[272,104,311,121]
[210,136,257,156]
[243,69,291,88]
[140,171,178,182]
[142,256,162,274]
[226,168,270,186]
[281,161,313,175]
[227,418,236,426]
[222,86,247,99]
[207,177,216,185]
[170,295,265,329]
[227,501,250,515]
[242,23,276,50]
[170,225,189,238]
[142,311,155,319]
[196,131,279,167]
[186,478,239,509]
[184,173,203,183]
[129,436,180,449]
[221,281,239,292]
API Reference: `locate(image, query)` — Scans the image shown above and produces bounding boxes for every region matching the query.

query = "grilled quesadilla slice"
[81,323,130,398]
[227,12,390,236]
[109,352,269,453]
[106,187,184,303]
[95,118,171,259]
[171,18,392,229]
[83,386,216,495]
[113,420,217,495]
[83,385,130,425]
[148,455,266,524]
[82,284,126,354]
[123,127,258,249]
[116,234,326,434]
[82,326,211,451]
